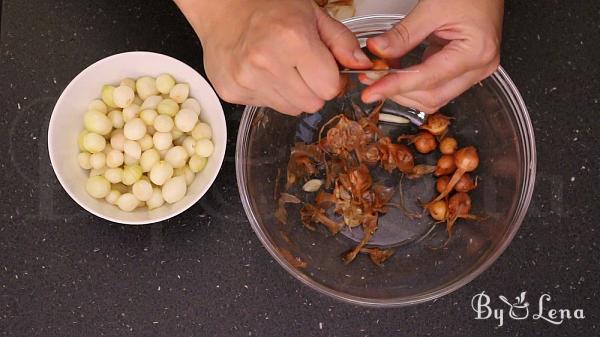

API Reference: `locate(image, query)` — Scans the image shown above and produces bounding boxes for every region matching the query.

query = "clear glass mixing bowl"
[235,15,536,306]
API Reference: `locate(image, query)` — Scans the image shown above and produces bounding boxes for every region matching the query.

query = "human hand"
[175,0,372,115]
[361,0,504,113]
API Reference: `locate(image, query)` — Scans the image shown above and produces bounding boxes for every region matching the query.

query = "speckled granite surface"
[0,1,598,336]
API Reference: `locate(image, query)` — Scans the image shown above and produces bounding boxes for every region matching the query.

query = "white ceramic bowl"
[48,51,226,224]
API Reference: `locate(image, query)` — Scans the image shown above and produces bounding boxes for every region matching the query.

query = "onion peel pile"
[278,102,437,266]
[277,106,484,265]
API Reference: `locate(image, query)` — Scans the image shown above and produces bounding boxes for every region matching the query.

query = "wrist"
[174,0,234,39]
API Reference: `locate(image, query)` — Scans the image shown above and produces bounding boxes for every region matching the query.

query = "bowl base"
[339,174,438,248]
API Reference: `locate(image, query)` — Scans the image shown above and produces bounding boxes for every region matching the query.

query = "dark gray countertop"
[0,1,598,336]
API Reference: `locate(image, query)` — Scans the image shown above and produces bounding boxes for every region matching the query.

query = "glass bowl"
[235,15,536,306]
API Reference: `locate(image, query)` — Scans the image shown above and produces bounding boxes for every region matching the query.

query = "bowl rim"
[236,14,536,307]
[48,51,226,225]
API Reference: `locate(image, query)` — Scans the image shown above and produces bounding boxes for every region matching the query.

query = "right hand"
[175,0,372,115]
[360,0,503,113]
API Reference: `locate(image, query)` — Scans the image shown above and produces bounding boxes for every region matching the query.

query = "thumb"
[314,7,372,69]
[367,4,437,59]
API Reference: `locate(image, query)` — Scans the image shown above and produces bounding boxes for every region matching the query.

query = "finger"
[358,73,375,86]
[389,94,437,114]
[386,68,484,113]
[296,43,342,101]
[422,43,443,62]
[412,68,485,108]
[211,61,262,104]
[426,34,450,47]
[272,67,325,113]
[265,87,303,116]
[229,51,320,113]
[210,76,255,105]
[314,6,372,69]
[366,3,437,59]
[362,42,476,102]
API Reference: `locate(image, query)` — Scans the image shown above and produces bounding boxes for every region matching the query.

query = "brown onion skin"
[414,131,437,154]
[435,154,457,176]
[448,192,472,217]
[428,200,448,221]
[420,113,450,136]
[440,137,458,155]
[455,173,476,192]
[436,176,451,193]
[454,146,479,172]
[372,59,390,70]
[445,192,473,233]
[431,146,479,202]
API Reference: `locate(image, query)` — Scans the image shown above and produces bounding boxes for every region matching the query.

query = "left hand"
[360,0,504,113]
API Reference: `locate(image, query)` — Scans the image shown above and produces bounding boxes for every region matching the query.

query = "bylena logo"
[471,291,585,327]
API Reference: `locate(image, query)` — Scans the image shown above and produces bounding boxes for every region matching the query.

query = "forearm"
[174,0,236,39]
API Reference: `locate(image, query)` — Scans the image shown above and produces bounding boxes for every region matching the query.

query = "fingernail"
[365,71,384,81]
[360,78,375,86]
[357,73,374,85]
[373,36,389,51]
[353,48,371,64]
[364,94,383,103]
